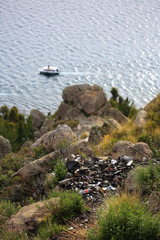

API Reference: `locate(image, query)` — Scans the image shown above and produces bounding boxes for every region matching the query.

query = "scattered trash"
[59,155,137,206]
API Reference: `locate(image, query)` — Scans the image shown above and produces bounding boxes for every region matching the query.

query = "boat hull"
[40,71,59,75]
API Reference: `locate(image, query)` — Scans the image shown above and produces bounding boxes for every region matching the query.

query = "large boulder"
[0,135,12,160]
[106,108,128,125]
[31,124,77,151]
[57,102,85,121]
[6,198,59,232]
[134,110,148,127]
[58,84,109,118]
[111,141,152,160]
[13,140,93,180]
[30,109,45,131]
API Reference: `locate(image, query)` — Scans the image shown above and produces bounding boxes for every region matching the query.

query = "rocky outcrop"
[144,93,160,112]
[75,115,106,137]
[57,84,109,120]
[31,124,77,151]
[57,102,85,121]
[13,139,93,180]
[106,108,128,125]
[134,110,148,127]
[111,141,152,160]
[30,109,45,131]
[6,198,59,232]
[88,119,121,144]
[0,135,12,160]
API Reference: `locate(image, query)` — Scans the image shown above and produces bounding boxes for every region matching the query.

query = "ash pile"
[58,155,135,206]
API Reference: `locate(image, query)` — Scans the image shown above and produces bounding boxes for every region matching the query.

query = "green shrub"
[34,222,63,240]
[138,134,160,158]
[109,87,138,117]
[0,228,28,240]
[32,145,49,159]
[135,161,160,194]
[0,105,34,151]
[48,190,86,223]
[54,159,67,183]
[0,153,25,190]
[56,139,71,150]
[88,194,160,240]
[0,200,21,222]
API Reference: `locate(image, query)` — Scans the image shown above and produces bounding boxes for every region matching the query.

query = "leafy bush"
[0,200,21,223]
[0,228,28,240]
[54,159,67,183]
[109,87,138,118]
[0,153,25,190]
[32,145,49,159]
[56,139,71,150]
[0,105,34,151]
[88,194,160,240]
[138,132,160,158]
[135,161,160,194]
[48,190,86,223]
[34,222,63,240]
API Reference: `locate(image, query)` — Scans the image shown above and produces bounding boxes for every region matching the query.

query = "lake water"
[0,0,160,115]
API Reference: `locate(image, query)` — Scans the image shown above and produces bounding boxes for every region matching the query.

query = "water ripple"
[0,0,160,114]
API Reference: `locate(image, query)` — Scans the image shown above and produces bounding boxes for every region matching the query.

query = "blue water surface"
[0,0,160,114]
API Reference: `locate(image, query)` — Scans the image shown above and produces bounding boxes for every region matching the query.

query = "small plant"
[0,200,21,222]
[48,190,86,223]
[88,193,160,240]
[135,161,160,194]
[80,131,89,139]
[0,228,28,240]
[34,222,63,240]
[56,139,71,150]
[109,87,138,117]
[54,158,67,183]
[32,145,49,159]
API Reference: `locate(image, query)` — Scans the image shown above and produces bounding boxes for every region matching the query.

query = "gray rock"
[31,124,77,151]
[30,109,45,131]
[134,110,148,127]
[111,141,152,160]
[0,135,12,160]
[106,108,128,125]
[60,84,109,116]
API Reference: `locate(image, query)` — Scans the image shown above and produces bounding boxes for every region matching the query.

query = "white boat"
[39,65,59,75]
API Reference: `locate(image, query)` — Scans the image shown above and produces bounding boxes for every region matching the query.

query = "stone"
[6,198,59,232]
[30,109,45,131]
[60,84,109,116]
[106,108,128,125]
[88,119,121,144]
[78,89,107,115]
[111,141,152,160]
[88,125,104,144]
[57,102,85,121]
[124,169,137,193]
[134,110,148,127]
[66,160,81,172]
[12,151,60,179]
[75,115,106,137]
[148,191,160,214]
[0,135,12,160]
[31,124,77,151]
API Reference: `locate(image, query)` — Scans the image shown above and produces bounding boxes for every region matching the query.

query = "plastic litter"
[79,189,92,195]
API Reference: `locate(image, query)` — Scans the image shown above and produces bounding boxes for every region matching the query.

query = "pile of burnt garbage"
[58,154,139,206]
